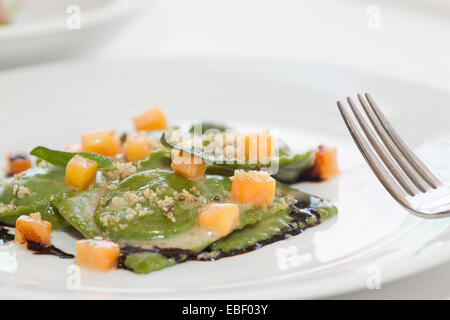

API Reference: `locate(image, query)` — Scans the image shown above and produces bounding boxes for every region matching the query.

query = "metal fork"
[337,93,450,219]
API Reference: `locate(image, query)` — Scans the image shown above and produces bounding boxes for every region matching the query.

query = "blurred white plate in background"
[0,59,450,299]
[0,0,148,68]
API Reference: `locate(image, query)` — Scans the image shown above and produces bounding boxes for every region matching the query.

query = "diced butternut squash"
[65,155,98,190]
[5,153,32,176]
[15,212,52,245]
[133,107,167,131]
[14,229,26,244]
[198,203,239,237]
[171,151,206,180]
[75,238,120,272]
[230,170,276,207]
[310,145,339,181]
[65,142,83,152]
[81,130,121,156]
[124,133,151,162]
[242,132,274,162]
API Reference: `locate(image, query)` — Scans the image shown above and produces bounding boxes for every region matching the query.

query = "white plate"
[0,0,148,67]
[0,59,450,299]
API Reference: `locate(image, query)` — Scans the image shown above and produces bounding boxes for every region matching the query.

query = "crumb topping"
[157,196,176,222]
[29,212,42,220]
[143,188,157,202]
[231,169,271,183]
[0,202,15,213]
[123,191,141,204]
[12,185,31,199]
[38,160,52,168]
[174,189,203,208]
[103,162,137,181]
[99,182,118,192]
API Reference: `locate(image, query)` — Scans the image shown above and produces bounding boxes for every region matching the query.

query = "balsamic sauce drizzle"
[0,227,74,258]
[0,227,14,245]
[27,241,74,259]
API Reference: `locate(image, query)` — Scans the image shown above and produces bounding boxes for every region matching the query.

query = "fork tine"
[346,97,418,196]
[365,93,442,188]
[337,101,409,203]
[357,94,429,193]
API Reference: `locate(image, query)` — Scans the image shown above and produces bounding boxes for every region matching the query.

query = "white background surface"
[2,0,450,299]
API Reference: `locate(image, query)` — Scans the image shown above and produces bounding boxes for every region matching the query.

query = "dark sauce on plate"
[27,241,74,259]
[0,226,74,258]
[0,227,14,244]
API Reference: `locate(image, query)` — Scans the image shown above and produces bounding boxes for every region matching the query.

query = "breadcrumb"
[110,197,129,209]
[175,189,203,208]
[157,196,176,222]
[116,162,137,179]
[143,188,157,202]
[123,191,140,204]
[125,208,137,221]
[38,160,52,168]
[12,185,31,199]
[0,202,15,213]
[103,162,137,181]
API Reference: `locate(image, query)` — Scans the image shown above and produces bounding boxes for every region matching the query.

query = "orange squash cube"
[15,212,52,245]
[81,130,121,156]
[75,238,120,272]
[230,170,276,207]
[198,203,239,237]
[65,142,83,152]
[310,145,339,181]
[133,107,167,131]
[171,151,206,180]
[14,229,26,244]
[65,155,98,190]
[124,133,151,162]
[5,153,32,176]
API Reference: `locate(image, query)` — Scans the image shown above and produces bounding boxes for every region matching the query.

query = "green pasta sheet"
[0,167,72,229]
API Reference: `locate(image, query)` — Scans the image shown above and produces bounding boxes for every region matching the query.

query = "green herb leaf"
[30,146,116,171]
[161,132,315,183]
[160,132,257,168]
[160,132,204,158]
[273,151,316,183]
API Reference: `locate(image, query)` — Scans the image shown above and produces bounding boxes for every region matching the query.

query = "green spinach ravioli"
[0,112,338,274]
